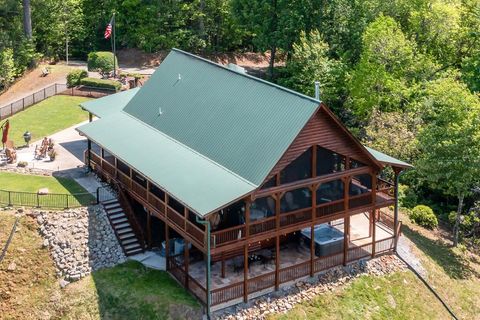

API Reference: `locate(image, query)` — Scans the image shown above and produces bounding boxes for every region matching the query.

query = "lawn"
[0,171,87,194]
[400,214,480,319]
[5,95,90,146]
[269,271,450,320]
[0,212,200,320]
[0,172,94,207]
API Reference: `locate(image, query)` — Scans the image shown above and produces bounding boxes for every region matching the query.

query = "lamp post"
[23,131,31,147]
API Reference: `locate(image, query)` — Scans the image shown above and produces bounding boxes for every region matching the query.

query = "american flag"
[104,17,113,39]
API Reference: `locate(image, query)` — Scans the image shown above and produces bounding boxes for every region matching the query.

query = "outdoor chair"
[5,148,16,164]
[41,68,50,77]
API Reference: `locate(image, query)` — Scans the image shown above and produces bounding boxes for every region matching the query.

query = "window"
[250,196,275,221]
[349,174,372,196]
[280,188,311,213]
[91,141,101,156]
[168,196,185,214]
[149,183,165,200]
[280,147,312,184]
[316,146,345,176]
[261,176,276,189]
[102,149,115,165]
[349,159,366,169]
[116,159,130,176]
[317,179,344,204]
[132,170,147,188]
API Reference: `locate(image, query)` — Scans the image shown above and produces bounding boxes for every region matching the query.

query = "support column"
[184,239,189,289]
[147,211,152,249]
[88,112,93,122]
[393,168,402,252]
[243,244,248,302]
[371,209,376,258]
[310,183,318,277]
[165,224,170,271]
[343,176,350,266]
[87,139,92,171]
[275,193,281,290]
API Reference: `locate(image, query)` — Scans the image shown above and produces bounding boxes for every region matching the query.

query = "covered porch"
[167,210,398,309]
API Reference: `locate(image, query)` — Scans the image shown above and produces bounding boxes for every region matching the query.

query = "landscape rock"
[33,205,126,285]
[7,262,16,272]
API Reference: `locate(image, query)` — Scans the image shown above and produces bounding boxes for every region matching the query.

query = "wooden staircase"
[102,197,145,256]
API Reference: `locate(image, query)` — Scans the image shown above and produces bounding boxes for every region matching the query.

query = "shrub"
[80,77,121,91]
[87,51,118,77]
[66,70,88,87]
[17,161,28,168]
[398,184,418,209]
[409,205,438,229]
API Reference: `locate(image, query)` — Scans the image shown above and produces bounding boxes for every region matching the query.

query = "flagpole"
[112,12,116,79]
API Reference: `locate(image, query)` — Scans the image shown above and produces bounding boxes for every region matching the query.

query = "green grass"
[5,95,90,146]
[0,171,87,194]
[0,171,94,207]
[269,272,450,320]
[400,216,480,319]
[0,212,200,319]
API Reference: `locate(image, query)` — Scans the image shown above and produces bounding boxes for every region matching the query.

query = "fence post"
[22,98,25,110]
[66,194,69,209]
[10,104,13,116]
[33,93,35,104]
[96,188,100,204]
[55,84,58,94]
[8,191,11,206]
[43,88,46,99]
[36,193,40,208]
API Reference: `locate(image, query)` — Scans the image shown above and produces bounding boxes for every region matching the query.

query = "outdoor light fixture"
[23,131,31,146]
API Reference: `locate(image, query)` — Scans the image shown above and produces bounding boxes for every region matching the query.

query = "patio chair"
[41,68,50,77]
[5,148,16,164]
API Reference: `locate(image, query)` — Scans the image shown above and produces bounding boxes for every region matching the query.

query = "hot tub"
[301,224,344,257]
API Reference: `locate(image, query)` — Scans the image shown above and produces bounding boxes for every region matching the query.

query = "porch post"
[343,176,350,266]
[310,183,318,277]
[275,193,281,290]
[88,112,93,122]
[393,168,403,252]
[243,244,248,302]
[165,224,170,271]
[371,209,376,258]
[87,139,92,171]
[147,211,152,249]
[184,239,189,289]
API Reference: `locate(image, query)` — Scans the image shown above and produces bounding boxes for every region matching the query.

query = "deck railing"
[279,260,310,284]
[347,243,373,262]
[211,282,244,306]
[279,208,312,228]
[248,271,276,293]
[378,210,395,230]
[313,252,344,273]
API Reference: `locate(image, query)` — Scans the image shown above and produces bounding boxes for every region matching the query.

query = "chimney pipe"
[314,81,320,100]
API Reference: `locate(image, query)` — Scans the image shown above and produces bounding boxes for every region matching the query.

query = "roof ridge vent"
[227,63,247,74]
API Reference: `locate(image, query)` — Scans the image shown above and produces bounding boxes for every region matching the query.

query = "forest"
[1,0,479,248]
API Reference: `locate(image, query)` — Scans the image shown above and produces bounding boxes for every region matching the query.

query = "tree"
[0,48,15,89]
[277,30,346,114]
[364,109,420,163]
[87,51,118,77]
[347,15,436,123]
[416,77,480,246]
[22,0,32,38]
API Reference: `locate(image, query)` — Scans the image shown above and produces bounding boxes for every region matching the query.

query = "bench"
[41,68,50,77]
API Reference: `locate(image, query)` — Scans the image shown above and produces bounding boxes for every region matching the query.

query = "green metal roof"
[365,146,413,168]
[77,49,321,216]
[78,111,257,216]
[80,88,140,118]
[123,49,320,185]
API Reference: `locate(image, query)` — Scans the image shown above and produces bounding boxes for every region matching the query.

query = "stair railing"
[111,180,146,251]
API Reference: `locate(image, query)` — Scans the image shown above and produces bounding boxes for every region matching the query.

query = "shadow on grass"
[52,171,95,206]
[402,225,477,279]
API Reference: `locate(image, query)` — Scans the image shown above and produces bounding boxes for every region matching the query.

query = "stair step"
[115,222,130,229]
[117,227,133,235]
[122,238,138,245]
[105,207,123,215]
[102,199,118,205]
[119,232,135,240]
[125,248,143,256]
[124,243,141,250]
[109,212,125,220]
[112,217,128,224]
[104,203,121,209]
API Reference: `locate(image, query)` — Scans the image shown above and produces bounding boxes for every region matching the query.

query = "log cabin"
[77,49,412,316]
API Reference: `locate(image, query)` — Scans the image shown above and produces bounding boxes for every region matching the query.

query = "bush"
[87,51,118,77]
[66,70,88,87]
[398,184,418,209]
[17,161,28,168]
[409,205,438,229]
[80,77,121,91]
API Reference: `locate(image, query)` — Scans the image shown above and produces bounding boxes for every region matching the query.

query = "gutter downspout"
[196,216,211,319]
